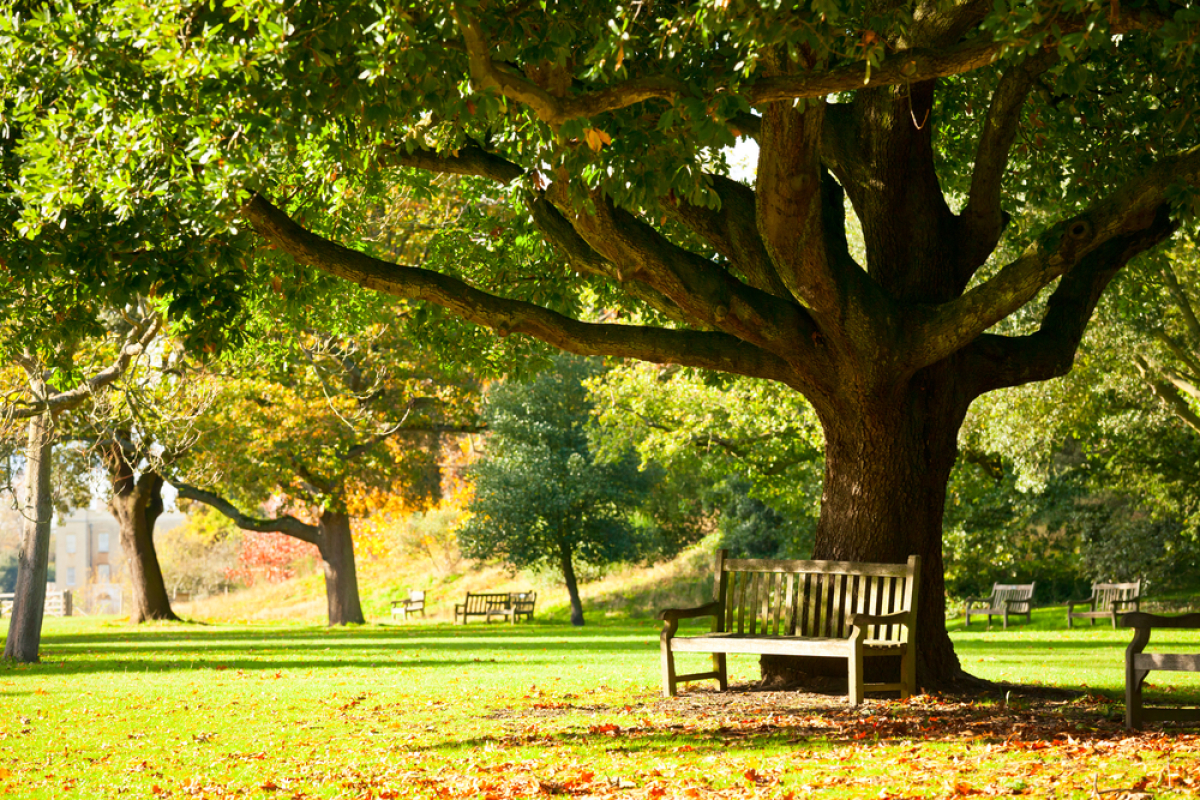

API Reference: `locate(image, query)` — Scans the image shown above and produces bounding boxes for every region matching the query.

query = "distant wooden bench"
[390,589,426,620]
[454,591,536,624]
[658,551,920,706]
[1068,581,1141,628]
[1122,612,1200,729]
[964,582,1035,629]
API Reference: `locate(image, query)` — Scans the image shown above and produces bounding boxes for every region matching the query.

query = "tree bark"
[763,360,972,689]
[4,407,54,662]
[107,459,178,623]
[558,538,584,626]
[316,510,365,625]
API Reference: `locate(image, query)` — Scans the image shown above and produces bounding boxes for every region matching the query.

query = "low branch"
[245,193,799,386]
[172,482,322,545]
[1160,260,1200,346]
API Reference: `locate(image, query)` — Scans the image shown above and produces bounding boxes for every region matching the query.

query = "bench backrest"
[713,551,920,644]
[991,583,1035,612]
[464,592,511,613]
[407,589,426,604]
[1094,581,1140,605]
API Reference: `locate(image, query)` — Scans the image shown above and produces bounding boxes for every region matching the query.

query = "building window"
[66,534,77,554]
[97,533,110,553]
[97,564,111,583]
[66,567,76,586]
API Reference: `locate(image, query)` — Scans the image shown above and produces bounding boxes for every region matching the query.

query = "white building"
[54,509,186,615]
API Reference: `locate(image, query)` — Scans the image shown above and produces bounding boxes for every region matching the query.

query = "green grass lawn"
[3,610,1200,799]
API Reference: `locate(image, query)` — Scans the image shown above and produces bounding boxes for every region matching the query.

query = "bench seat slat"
[670,633,907,658]
[1133,653,1200,671]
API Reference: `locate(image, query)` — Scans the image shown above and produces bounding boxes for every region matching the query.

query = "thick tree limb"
[963,205,1178,395]
[382,143,524,185]
[551,184,821,363]
[667,175,791,299]
[10,316,162,419]
[911,146,1200,372]
[453,8,682,128]
[245,194,799,385]
[172,482,322,545]
[959,49,1059,269]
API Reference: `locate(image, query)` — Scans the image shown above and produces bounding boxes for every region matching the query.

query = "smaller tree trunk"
[558,538,584,626]
[317,510,365,625]
[109,466,178,623]
[4,408,54,663]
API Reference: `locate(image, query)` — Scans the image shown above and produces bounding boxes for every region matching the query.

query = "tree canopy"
[4,0,1200,684]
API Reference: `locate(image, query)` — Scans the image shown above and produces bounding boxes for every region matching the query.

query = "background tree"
[7,1,1200,684]
[172,318,480,625]
[0,313,160,661]
[458,356,655,626]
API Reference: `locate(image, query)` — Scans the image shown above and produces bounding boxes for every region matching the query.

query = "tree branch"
[1160,259,1200,346]
[911,145,1200,372]
[172,482,323,545]
[964,205,1178,394]
[453,8,682,128]
[10,315,162,419]
[244,193,799,385]
[1134,355,1200,436]
[959,48,1059,268]
[382,143,524,184]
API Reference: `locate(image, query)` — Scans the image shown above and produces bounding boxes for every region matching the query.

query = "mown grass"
[3,609,1200,799]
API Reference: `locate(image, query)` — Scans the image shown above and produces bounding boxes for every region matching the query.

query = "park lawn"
[0,613,1198,799]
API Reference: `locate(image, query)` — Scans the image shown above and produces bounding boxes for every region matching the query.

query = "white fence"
[0,589,73,618]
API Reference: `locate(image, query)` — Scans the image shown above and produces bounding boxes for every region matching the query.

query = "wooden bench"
[390,589,426,620]
[511,591,537,622]
[454,591,536,623]
[1122,612,1200,729]
[658,551,920,706]
[1068,581,1141,628]
[964,582,1035,629]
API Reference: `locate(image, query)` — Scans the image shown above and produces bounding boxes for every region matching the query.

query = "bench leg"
[900,645,915,700]
[661,642,678,698]
[1126,665,1149,730]
[1002,611,1008,630]
[848,647,864,706]
[713,653,727,691]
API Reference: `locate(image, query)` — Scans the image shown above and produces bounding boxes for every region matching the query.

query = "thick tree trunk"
[4,408,54,663]
[109,468,178,623]
[317,510,365,625]
[762,363,973,691]
[558,539,584,626]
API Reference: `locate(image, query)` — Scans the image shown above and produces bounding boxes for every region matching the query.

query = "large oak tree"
[5,1,1200,684]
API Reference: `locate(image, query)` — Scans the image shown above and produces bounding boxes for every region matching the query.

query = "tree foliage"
[458,356,655,625]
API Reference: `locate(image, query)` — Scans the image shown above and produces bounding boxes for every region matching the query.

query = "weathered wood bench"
[454,591,536,623]
[390,589,426,620]
[964,582,1035,629]
[1122,612,1200,729]
[658,551,920,706]
[1068,581,1141,628]
[511,591,537,622]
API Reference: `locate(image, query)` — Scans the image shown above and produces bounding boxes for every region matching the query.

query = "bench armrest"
[1067,595,1095,612]
[658,600,722,623]
[851,611,911,628]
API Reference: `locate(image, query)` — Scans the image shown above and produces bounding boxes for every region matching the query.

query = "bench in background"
[390,589,425,620]
[1069,581,1141,628]
[658,551,920,706]
[454,591,536,624]
[1122,611,1200,729]
[964,582,1035,629]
